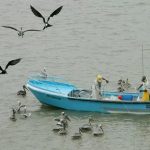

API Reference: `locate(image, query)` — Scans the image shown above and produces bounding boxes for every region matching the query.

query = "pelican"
[71,128,82,140]
[80,117,94,132]
[56,119,67,135]
[21,106,31,118]
[92,124,104,136]
[16,101,26,113]
[2,26,41,37]
[60,112,71,121]
[17,85,29,96]
[41,67,47,78]
[0,58,22,74]
[10,108,17,121]
[30,5,63,30]
[57,118,68,129]
[55,112,71,128]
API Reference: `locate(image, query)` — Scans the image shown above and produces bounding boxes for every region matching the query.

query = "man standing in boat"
[91,74,109,99]
[137,76,149,101]
[137,76,149,91]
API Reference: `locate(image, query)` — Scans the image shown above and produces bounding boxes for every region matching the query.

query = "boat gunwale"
[27,83,150,105]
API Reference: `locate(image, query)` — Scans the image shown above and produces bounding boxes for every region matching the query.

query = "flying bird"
[2,26,41,37]
[30,5,63,30]
[0,58,22,74]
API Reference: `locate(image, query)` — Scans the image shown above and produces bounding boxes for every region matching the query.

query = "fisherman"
[137,76,149,91]
[137,76,149,99]
[141,89,150,102]
[91,74,109,99]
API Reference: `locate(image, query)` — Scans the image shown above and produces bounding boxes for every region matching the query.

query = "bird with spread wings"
[30,5,63,30]
[0,58,22,74]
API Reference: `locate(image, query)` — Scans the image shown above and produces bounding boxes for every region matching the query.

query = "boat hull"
[27,84,150,114]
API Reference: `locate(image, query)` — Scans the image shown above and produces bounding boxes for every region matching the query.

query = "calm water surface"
[0,0,150,150]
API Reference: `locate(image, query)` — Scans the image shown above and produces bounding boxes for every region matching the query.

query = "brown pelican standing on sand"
[0,58,22,74]
[17,85,29,96]
[2,26,41,37]
[30,5,63,30]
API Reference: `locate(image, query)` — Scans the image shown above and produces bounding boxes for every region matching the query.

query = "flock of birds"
[1,4,63,121]
[52,112,104,140]
[0,58,30,120]
[4,58,104,140]
[10,103,104,140]
[2,5,63,37]
[10,101,31,121]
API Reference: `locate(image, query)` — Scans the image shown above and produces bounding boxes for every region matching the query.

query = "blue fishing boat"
[27,75,150,114]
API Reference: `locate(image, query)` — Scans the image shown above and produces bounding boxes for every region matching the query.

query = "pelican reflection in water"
[71,128,82,140]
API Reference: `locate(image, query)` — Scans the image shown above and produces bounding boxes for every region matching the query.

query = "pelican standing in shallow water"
[17,85,29,96]
[2,26,41,37]
[30,5,63,30]
[55,112,71,128]
[80,117,94,132]
[0,58,22,74]
[21,106,31,118]
[16,101,26,113]
[10,108,17,121]
[92,124,104,136]
[58,121,67,135]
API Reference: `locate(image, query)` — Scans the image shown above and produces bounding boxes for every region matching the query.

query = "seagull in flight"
[0,58,22,74]
[30,5,63,30]
[2,26,41,37]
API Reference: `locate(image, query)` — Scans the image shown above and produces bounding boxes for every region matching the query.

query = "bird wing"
[47,6,63,22]
[23,29,41,33]
[5,58,22,70]
[30,5,46,23]
[2,26,19,32]
[0,66,3,71]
